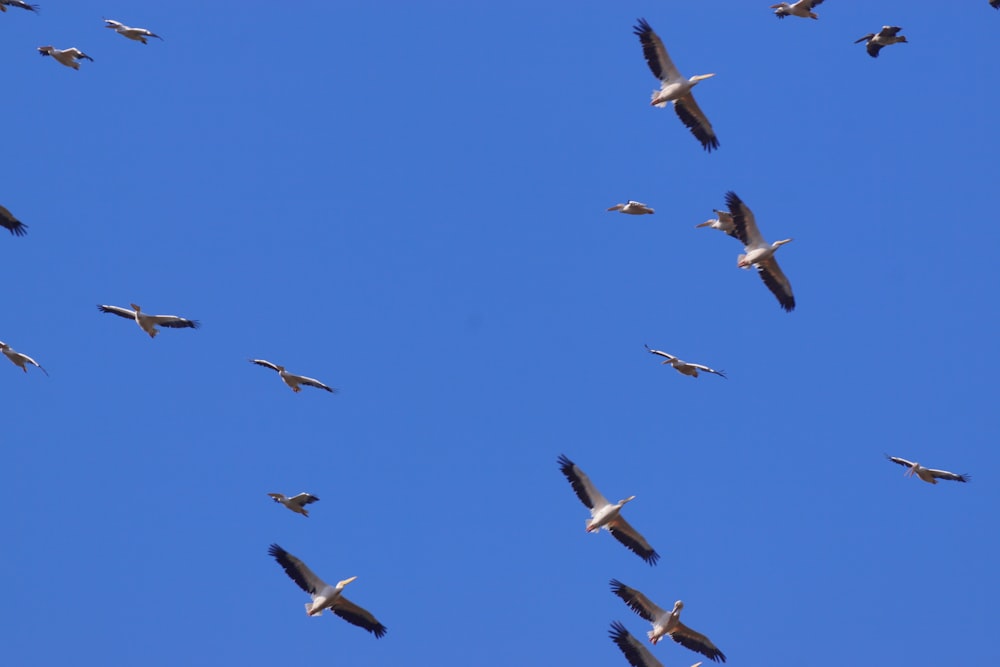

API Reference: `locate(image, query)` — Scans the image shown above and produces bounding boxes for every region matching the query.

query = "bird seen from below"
[97,304,200,338]
[855,27,907,58]
[249,359,336,394]
[725,191,795,312]
[885,455,970,484]
[267,492,320,517]
[644,345,726,379]
[37,46,93,70]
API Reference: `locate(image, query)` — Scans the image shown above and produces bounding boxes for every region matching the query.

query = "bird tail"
[650,91,668,109]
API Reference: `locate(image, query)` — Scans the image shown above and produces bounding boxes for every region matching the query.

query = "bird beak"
[696,220,714,228]
[338,576,358,587]
[129,303,141,310]
[697,73,716,82]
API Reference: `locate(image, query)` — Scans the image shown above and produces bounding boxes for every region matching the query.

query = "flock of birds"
[2,3,984,666]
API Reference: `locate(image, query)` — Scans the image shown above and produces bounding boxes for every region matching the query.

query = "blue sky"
[3,1,998,665]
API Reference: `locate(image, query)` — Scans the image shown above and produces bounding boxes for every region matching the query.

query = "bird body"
[886,455,969,484]
[0,205,28,236]
[0,342,47,376]
[770,0,824,20]
[855,26,906,58]
[97,304,200,338]
[608,201,655,215]
[695,209,736,238]
[724,191,795,312]
[38,46,93,70]
[104,19,162,44]
[249,359,336,393]
[268,492,320,517]
[645,345,725,379]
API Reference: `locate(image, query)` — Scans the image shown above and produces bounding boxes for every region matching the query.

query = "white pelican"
[0,341,47,376]
[0,1,38,12]
[249,359,336,394]
[267,544,387,637]
[633,18,718,153]
[611,580,726,663]
[608,201,655,215]
[268,492,320,517]
[0,204,28,236]
[97,303,200,338]
[886,455,969,485]
[855,27,906,58]
[644,345,725,379]
[724,191,795,312]
[38,46,93,70]
[610,622,702,667]
[104,19,163,44]
[557,454,660,565]
[695,209,736,238]
[770,0,824,20]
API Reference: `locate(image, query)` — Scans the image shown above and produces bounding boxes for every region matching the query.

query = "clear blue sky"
[3,2,998,665]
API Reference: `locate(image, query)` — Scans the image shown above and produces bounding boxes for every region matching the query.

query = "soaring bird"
[557,454,660,565]
[725,191,795,312]
[97,303,200,338]
[633,18,718,152]
[611,580,726,662]
[268,492,320,517]
[0,1,39,12]
[0,204,28,236]
[645,345,725,379]
[695,209,736,238]
[0,341,47,376]
[608,201,655,215]
[38,46,93,70]
[267,544,387,637]
[992,0,1000,9]
[885,455,970,484]
[855,26,906,58]
[610,622,702,667]
[770,0,824,20]
[104,19,162,44]
[249,359,336,394]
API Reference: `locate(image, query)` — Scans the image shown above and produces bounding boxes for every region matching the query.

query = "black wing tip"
[556,453,574,469]
[267,543,286,558]
[609,620,629,637]
[633,17,653,36]
[371,624,388,638]
[7,222,28,236]
[644,550,661,566]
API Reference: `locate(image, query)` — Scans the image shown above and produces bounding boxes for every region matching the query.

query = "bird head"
[774,238,794,248]
[673,600,685,612]
[905,463,919,477]
[618,495,636,506]
[696,219,717,228]
[336,576,358,589]
[691,73,716,85]
[37,46,53,56]
[267,493,283,503]
[129,303,142,313]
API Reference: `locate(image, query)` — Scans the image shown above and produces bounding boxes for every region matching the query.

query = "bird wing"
[148,314,199,329]
[19,352,47,376]
[293,374,336,393]
[674,95,718,152]
[0,204,28,237]
[98,304,137,320]
[633,18,682,84]
[609,579,667,623]
[268,543,327,595]
[608,517,660,566]
[290,493,320,507]
[267,493,285,501]
[878,26,902,38]
[866,42,883,58]
[926,469,970,483]
[886,455,915,469]
[724,191,763,247]
[644,345,676,363]
[854,33,875,44]
[557,454,610,510]
[609,621,665,667]
[331,596,388,638]
[8,1,39,11]
[250,359,282,373]
[671,621,726,663]
[104,19,124,28]
[689,363,726,379]
[756,257,796,312]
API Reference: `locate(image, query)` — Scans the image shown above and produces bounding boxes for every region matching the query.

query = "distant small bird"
[38,46,93,70]
[645,345,726,379]
[770,0,824,20]
[267,543,387,638]
[97,303,200,338]
[695,209,736,238]
[249,359,336,394]
[885,455,970,484]
[608,201,655,215]
[0,204,28,237]
[268,492,320,517]
[0,341,47,376]
[0,1,39,13]
[855,26,907,58]
[104,19,162,44]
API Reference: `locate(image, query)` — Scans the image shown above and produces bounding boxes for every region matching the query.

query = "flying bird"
[38,46,93,70]
[608,201,655,215]
[855,27,906,58]
[0,1,39,12]
[610,622,702,667]
[725,191,795,312]
[633,18,718,153]
[268,492,320,517]
[249,359,336,394]
[0,342,47,376]
[992,0,1000,9]
[885,455,969,484]
[770,0,824,20]
[104,19,163,44]
[557,454,660,565]
[97,303,200,338]
[611,580,726,663]
[695,209,736,238]
[0,205,28,236]
[645,345,725,379]
[267,544,387,637]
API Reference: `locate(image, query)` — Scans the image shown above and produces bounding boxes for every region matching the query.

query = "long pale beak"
[621,495,636,504]
[337,576,358,587]
[696,220,715,228]
[694,73,716,82]
[777,238,794,246]
[129,303,141,311]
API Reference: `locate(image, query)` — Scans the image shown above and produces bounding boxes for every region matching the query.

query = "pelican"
[249,359,336,394]
[268,492,320,517]
[267,544,387,637]
[855,27,906,58]
[992,0,1000,9]
[724,191,795,312]
[104,19,162,44]
[770,0,824,20]
[610,622,702,667]
[97,303,200,338]
[0,341,47,376]
[633,18,718,153]
[38,46,93,70]
[695,209,736,238]
[644,345,725,379]
[0,1,38,12]
[886,455,969,485]
[557,454,659,565]
[0,204,28,236]
[611,580,726,663]
[608,201,655,215]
